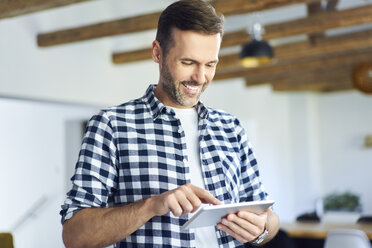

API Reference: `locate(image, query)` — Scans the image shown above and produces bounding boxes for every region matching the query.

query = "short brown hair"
[156,0,224,56]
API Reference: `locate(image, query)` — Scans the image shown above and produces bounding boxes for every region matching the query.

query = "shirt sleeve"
[235,119,268,202]
[60,111,118,224]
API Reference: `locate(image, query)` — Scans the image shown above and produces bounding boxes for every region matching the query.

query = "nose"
[191,65,206,84]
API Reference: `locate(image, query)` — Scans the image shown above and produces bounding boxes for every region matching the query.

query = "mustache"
[181,81,205,86]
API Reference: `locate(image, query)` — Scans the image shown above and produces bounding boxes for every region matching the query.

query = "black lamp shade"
[240,39,274,67]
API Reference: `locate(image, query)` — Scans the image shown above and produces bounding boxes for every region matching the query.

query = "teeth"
[185,84,198,90]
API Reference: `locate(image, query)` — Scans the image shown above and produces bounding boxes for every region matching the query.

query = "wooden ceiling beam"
[271,66,351,86]
[243,63,354,92]
[0,0,91,19]
[37,12,161,47]
[2,0,319,20]
[223,3,372,47]
[274,29,372,60]
[306,2,325,44]
[217,29,372,72]
[112,48,152,64]
[263,4,372,40]
[114,26,372,66]
[112,3,372,65]
[210,0,320,16]
[214,47,372,81]
[267,62,353,92]
[36,0,322,47]
[272,79,353,92]
[245,65,353,87]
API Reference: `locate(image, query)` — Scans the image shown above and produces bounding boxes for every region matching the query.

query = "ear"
[152,40,162,64]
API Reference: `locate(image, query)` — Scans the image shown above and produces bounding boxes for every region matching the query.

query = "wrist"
[250,228,268,245]
[140,197,157,220]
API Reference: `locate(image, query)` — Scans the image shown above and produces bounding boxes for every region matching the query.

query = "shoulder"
[207,107,241,127]
[206,107,247,143]
[84,96,149,133]
[98,97,149,121]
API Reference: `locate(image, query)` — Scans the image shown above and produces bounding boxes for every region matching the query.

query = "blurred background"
[1,0,372,247]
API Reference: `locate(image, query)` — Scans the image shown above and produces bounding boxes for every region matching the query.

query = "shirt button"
[178,129,182,133]
[183,158,188,163]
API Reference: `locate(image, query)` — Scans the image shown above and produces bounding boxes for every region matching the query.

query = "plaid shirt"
[61,84,267,248]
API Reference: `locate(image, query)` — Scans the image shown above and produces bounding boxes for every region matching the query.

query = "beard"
[160,59,207,108]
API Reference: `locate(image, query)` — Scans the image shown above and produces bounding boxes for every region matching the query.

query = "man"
[60,1,279,247]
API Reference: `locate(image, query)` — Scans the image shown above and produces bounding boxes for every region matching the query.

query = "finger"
[226,214,261,239]
[235,211,267,238]
[167,194,184,217]
[228,213,257,235]
[174,185,206,214]
[173,185,202,213]
[181,186,203,211]
[227,213,263,238]
[217,222,249,243]
[189,184,220,205]
[237,210,267,227]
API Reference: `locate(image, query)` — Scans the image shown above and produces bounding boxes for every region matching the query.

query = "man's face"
[154,28,221,108]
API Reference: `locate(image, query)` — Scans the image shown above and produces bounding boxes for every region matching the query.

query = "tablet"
[182,199,275,229]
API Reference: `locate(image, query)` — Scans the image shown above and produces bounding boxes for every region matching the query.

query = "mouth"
[182,82,201,94]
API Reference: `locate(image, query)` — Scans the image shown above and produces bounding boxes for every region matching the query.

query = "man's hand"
[150,183,220,217]
[216,209,269,243]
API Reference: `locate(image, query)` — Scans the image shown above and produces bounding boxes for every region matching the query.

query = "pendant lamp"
[240,23,274,68]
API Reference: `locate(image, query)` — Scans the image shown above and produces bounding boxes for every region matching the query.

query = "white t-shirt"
[172,107,219,248]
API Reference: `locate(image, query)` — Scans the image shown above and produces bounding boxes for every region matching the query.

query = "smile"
[182,82,201,93]
[184,84,198,91]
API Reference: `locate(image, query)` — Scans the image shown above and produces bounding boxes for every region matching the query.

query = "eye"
[181,61,193,66]
[206,63,216,68]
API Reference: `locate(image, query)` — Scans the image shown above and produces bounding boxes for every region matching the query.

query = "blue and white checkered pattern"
[60,84,267,248]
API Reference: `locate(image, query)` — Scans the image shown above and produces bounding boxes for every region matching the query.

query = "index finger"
[188,184,220,205]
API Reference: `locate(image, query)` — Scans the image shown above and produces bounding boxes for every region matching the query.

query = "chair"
[0,233,14,248]
[324,229,371,248]
[358,216,372,223]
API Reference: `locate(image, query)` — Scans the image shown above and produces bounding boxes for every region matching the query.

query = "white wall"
[0,98,98,247]
[318,92,372,214]
[287,93,324,216]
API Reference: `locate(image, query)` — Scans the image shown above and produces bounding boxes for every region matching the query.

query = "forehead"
[168,28,221,61]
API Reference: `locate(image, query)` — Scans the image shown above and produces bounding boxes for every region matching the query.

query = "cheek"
[206,69,216,82]
[173,67,193,82]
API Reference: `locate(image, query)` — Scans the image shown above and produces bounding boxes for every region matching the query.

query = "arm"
[62,184,220,248]
[62,198,153,248]
[216,207,280,245]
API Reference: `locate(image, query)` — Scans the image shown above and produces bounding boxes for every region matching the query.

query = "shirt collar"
[143,84,209,120]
